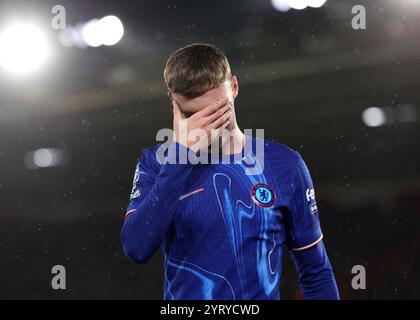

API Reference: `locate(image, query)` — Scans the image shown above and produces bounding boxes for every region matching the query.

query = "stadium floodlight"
[81,19,102,47]
[271,0,292,12]
[306,0,327,8]
[285,0,308,10]
[24,148,67,169]
[362,107,387,127]
[98,15,124,46]
[80,15,124,48]
[0,23,49,75]
[271,0,327,11]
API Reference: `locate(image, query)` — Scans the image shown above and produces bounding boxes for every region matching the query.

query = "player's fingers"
[207,108,233,129]
[204,102,232,124]
[211,118,231,137]
[172,100,185,120]
[195,97,228,118]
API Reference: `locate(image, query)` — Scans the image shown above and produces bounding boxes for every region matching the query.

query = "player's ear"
[231,75,239,99]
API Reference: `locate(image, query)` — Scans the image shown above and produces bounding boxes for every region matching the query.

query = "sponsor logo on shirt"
[306,188,315,202]
[309,203,318,215]
[306,188,318,214]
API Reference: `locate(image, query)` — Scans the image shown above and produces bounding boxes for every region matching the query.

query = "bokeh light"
[0,23,49,75]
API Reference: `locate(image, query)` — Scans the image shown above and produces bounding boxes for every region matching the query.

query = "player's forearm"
[292,241,340,300]
[121,144,193,263]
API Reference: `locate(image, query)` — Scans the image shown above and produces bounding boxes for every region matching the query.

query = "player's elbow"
[120,226,153,264]
[122,244,152,264]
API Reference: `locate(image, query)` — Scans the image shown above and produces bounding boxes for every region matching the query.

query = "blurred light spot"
[271,0,327,11]
[0,23,49,75]
[81,19,102,47]
[287,0,309,9]
[24,148,67,169]
[98,16,124,46]
[362,107,387,127]
[306,0,327,8]
[271,0,292,12]
[34,148,54,167]
[58,27,80,47]
[63,15,124,48]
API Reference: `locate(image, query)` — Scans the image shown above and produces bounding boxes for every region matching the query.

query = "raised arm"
[121,97,232,263]
[120,143,193,263]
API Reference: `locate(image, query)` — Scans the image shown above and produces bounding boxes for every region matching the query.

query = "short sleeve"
[285,155,323,251]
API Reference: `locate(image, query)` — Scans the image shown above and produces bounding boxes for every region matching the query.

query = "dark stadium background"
[0,0,419,299]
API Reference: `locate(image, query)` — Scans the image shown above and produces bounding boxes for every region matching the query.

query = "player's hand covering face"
[172,97,233,153]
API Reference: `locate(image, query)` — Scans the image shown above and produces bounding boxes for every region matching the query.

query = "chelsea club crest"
[250,182,276,208]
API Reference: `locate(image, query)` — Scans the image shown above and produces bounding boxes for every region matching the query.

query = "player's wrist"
[173,132,201,154]
[168,139,200,166]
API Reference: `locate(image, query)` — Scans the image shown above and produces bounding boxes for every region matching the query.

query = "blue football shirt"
[121,135,337,300]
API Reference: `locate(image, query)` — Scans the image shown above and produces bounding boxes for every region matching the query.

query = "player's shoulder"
[256,137,310,180]
[135,143,163,173]
[140,143,161,156]
[254,136,302,165]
